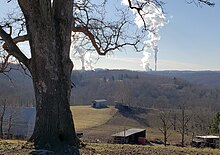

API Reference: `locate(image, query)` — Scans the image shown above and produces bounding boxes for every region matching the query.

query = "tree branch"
[0,26,30,68]
[197,0,215,6]
[186,0,215,7]
[72,23,142,56]
[0,54,11,73]
[72,26,103,55]
[12,34,29,44]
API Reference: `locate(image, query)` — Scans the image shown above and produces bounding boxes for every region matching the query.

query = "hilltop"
[149,70,220,87]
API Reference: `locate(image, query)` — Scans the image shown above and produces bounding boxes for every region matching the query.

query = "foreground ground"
[82,143,220,155]
[0,106,214,154]
[1,140,220,155]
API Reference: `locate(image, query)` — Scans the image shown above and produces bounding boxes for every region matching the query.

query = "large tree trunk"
[17,1,79,154]
[29,60,79,153]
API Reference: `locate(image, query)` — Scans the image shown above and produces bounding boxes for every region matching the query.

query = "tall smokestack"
[154,50,158,71]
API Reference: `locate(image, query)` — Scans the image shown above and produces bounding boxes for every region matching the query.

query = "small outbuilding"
[112,128,146,144]
[192,135,219,148]
[91,99,108,109]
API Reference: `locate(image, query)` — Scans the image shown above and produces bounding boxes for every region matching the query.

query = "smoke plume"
[71,33,95,70]
[122,0,166,71]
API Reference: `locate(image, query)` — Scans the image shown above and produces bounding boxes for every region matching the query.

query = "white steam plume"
[71,33,95,70]
[122,0,166,71]
[141,50,151,71]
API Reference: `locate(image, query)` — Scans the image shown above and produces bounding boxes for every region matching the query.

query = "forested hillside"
[71,70,220,110]
[0,69,33,107]
[1,69,220,111]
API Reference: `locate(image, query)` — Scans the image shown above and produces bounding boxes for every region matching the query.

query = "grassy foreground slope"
[1,140,220,155]
[81,143,220,155]
[0,106,219,154]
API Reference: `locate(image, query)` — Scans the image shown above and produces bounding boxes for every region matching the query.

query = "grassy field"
[146,127,192,145]
[1,140,220,155]
[70,106,117,131]
[70,106,192,144]
[81,143,220,155]
[0,106,218,154]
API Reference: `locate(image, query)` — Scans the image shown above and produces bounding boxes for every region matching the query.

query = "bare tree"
[6,110,13,139]
[0,0,215,153]
[158,110,172,146]
[0,98,7,139]
[171,111,177,131]
[177,103,192,147]
[190,107,213,135]
[113,81,133,106]
[0,1,147,153]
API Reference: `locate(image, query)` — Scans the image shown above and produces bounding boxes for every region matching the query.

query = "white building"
[91,99,108,108]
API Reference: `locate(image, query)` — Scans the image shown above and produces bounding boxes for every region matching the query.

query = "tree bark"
[17,0,79,154]
[29,62,79,153]
[164,130,167,147]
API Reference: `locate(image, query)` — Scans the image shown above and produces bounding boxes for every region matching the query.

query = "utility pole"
[154,51,157,71]
[123,127,126,144]
[218,122,220,148]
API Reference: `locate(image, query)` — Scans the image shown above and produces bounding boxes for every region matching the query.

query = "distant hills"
[1,69,220,110]
[71,69,220,110]
[149,71,220,87]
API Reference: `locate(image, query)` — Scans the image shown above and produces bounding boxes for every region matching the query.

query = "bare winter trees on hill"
[0,1,156,153]
[0,0,215,154]
[159,111,172,146]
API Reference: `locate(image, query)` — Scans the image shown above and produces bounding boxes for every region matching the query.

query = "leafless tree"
[6,110,13,139]
[177,102,192,147]
[0,98,7,139]
[0,0,215,153]
[171,111,177,131]
[190,107,213,136]
[158,110,172,146]
[0,1,147,153]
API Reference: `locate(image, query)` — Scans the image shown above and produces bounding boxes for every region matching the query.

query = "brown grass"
[70,106,117,131]
[70,106,193,144]
[81,143,220,155]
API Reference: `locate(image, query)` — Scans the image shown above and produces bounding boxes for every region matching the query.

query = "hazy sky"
[94,0,220,71]
[0,1,219,71]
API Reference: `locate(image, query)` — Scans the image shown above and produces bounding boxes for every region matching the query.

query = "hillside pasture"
[70,106,117,131]
[70,106,192,144]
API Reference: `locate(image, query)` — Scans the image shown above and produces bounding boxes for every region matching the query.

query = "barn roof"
[93,99,107,103]
[196,135,219,139]
[112,128,146,137]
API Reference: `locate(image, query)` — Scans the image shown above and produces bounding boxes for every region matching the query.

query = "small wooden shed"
[91,99,108,108]
[112,128,146,144]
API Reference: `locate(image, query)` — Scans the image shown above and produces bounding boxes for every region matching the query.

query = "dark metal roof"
[111,128,146,137]
[93,99,107,103]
